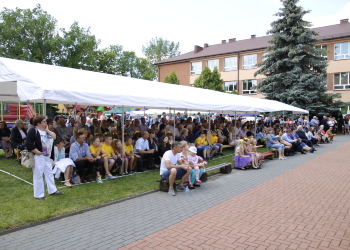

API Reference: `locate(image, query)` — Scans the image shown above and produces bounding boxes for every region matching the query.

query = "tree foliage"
[164,71,180,84]
[0,4,59,64]
[55,22,100,70]
[255,0,347,115]
[96,46,156,80]
[0,5,157,80]
[193,67,224,92]
[142,37,180,64]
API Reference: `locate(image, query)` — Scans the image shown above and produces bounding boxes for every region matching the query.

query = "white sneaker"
[168,188,176,196]
[105,174,116,179]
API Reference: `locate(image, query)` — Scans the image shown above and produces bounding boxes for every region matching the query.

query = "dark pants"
[95,159,103,172]
[311,138,318,145]
[136,153,154,169]
[153,151,160,165]
[289,142,296,154]
[74,160,95,177]
[302,139,313,148]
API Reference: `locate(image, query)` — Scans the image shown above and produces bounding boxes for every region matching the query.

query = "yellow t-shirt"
[102,143,114,157]
[124,143,134,154]
[209,134,218,144]
[89,145,100,156]
[195,136,208,146]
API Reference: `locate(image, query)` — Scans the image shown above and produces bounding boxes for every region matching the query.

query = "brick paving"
[0,136,349,250]
[120,140,350,250]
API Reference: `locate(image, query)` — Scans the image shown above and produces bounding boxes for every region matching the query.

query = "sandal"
[50,191,64,195]
[64,181,72,188]
[35,197,47,200]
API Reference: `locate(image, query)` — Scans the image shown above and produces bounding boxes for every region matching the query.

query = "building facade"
[156,19,350,102]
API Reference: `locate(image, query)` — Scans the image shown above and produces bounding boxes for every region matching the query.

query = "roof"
[155,21,350,65]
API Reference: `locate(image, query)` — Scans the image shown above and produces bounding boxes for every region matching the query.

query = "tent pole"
[0,102,3,121]
[18,102,20,120]
[43,99,46,117]
[121,106,125,175]
[173,109,175,142]
[25,101,29,124]
[234,111,237,137]
[208,110,211,161]
[234,111,237,155]
[254,111,257,137]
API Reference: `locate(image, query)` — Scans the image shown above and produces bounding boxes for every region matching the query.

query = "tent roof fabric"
[0,57,308,114]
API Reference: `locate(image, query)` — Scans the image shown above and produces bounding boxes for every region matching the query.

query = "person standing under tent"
[27,115,63,200]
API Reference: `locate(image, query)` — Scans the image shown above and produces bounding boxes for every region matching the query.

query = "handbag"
[20,150,35,168]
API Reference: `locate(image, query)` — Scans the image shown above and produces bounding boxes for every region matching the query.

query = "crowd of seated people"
[0,112,342,188]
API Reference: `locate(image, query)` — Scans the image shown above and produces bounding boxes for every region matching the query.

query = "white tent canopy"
[0,57,308,114]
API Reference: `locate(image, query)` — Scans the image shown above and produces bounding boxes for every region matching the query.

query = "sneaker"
[168,188,176,196]
[96,176,103,184]
[196,180,202,183]
[176,185,185,192]
[105,174,116,179]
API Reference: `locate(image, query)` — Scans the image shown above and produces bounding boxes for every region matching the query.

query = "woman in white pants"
[26,115,63,200]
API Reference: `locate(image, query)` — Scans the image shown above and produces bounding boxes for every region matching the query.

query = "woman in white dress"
[53,137,75,187]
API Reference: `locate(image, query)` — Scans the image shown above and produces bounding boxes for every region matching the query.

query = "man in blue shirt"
[69,132,96,183]
[282,130,303,155]
[291,129,307,154]
[134,131,155,171]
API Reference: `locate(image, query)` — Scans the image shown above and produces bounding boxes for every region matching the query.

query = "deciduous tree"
[193,67,224,92]
[55,21,100,71]
[0,4,59,64]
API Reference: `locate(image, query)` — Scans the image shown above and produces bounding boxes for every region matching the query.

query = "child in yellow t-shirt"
[124,136,140,173]
[194,131,210,160]
[209,130,223,156]
[89,136,116,182]
[101,134,121,176]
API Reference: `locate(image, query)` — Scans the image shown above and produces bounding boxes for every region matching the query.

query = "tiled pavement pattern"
[0,136,349,250]
[121,138,350,250]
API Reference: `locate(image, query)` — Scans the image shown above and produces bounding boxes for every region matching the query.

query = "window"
[207,59,219,71]
[334,73,350,90]
[334,42,350,60]
[191,62,202,75]
[242,54,257,69]
[224,81,237,92]
[315,45,327,59]
[242,80,257,94]
[224,57,237,71]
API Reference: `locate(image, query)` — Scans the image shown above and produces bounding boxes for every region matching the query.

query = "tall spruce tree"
[255,0,346,115]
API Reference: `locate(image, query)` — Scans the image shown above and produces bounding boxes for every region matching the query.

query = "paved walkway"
[1,136,349,250]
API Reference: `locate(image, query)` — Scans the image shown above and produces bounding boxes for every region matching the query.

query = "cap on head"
[188,146,197,154]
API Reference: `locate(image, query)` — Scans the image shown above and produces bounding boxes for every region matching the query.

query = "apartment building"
[155,19,350,102]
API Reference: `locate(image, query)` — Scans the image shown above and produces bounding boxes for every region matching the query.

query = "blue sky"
[1,0,349,56]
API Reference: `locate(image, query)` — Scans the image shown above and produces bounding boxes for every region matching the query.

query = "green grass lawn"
[0,149,236,231]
